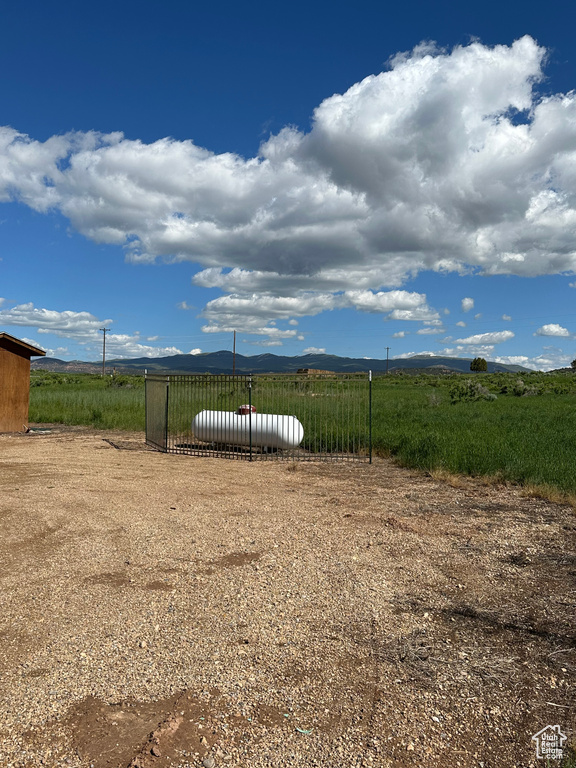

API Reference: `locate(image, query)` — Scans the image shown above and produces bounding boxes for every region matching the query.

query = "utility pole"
[100,328,110,376]
[233,330,236,376]
[385,346,390,374]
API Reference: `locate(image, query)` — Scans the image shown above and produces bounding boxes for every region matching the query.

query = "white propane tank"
[192,407,304,450]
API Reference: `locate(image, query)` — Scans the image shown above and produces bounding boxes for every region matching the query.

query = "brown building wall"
[0,347,32,432]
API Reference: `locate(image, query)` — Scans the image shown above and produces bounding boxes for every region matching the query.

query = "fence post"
[164,375,170,452]
[145,372,148,444]
[248,375,253,462]
[369,370,372,465]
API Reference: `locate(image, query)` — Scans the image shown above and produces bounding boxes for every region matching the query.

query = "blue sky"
[1,0,576,369]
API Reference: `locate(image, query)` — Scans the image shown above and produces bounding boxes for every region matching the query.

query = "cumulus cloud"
[189,348,202,355]
[493,351,571,371]
[456,320,466,327]
[534,323,571,336]
[303,347,326,354]
[199,288,437,334]
[0,303,111,338]
[461,298,474,312]
[397,347,565,371]
[502,314,512,321]
[3,37,576,337]
[0,302,181,358]
[441,344,498,357]
[45,346,69,358]
[103,335,183,358]
[452,330,515,344]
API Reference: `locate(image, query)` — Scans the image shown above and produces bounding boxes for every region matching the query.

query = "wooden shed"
[0,333,46,432]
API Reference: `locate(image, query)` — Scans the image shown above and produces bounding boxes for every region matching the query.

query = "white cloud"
[388,306,441,323]
[21,336,46,352]
[0,297,5,307]
[103,335,184,359]
[502,314,512,321]
[456,320,466,327]
[474,313,482,320]
[426,344,499,358]
[0,303,111,338]
[177,301,194,310]
[534,323,571,337]
[392,331,406,338]
[394,350,439,359]
[303,347,326,354]
[21,339,68,358]
[199,288,437,337]
[491,355,530,366]
[0,37,576,300]
[461,298,474,312]
[417,327,445,335]
[0,302,183,358]
[189,348,202,355]
[453,330,515,344]
[45,346,69,358]
[396,348,566,371]
[493,351,570,371]
[570,282,576,288]
[3,36,576,336]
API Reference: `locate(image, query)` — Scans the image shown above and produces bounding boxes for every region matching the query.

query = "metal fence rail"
[145,372,372,462]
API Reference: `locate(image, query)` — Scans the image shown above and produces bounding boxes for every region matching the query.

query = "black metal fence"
[145,372,372,462]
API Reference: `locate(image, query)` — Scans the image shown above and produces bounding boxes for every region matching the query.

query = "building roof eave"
[0,332,47,357]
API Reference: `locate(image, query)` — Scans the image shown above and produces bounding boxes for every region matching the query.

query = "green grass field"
[29,370,576,498]
[29,372,145,431]
[371,377,576,495]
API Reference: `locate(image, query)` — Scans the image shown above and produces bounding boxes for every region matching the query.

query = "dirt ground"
[0,426,575,768]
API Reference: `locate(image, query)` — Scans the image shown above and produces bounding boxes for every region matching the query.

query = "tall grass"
[29,372,145,430]
[371,379,576,494]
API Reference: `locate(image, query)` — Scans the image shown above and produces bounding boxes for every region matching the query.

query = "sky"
[1,0,576,370]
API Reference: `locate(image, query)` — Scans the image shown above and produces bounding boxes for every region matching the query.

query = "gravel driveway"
[0,427,574,768]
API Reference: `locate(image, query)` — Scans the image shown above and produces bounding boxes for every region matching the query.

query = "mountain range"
[31,351,532,375]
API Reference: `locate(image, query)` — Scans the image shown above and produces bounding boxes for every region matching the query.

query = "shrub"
[450,379,497,404]
[511,378,537,397]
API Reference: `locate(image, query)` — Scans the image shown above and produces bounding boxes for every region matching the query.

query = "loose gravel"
[0,427,575,768]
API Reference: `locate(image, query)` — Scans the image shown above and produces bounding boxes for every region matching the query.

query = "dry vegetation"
[0,426,575,767]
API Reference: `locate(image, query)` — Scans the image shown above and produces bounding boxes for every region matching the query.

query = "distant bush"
[449,379,497,404]
[510,378,537,397]
[106,374,144,389]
